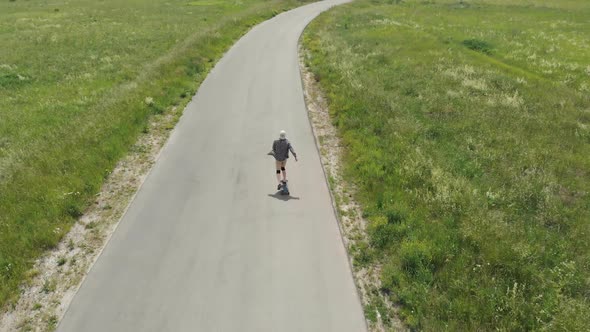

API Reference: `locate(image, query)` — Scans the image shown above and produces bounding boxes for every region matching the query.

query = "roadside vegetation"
[303,0,590,330]
[0,0,312,309]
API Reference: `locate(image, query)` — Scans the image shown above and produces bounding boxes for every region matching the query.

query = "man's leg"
[281,160,288,182]
[276,169,282,183]
[275,161,282,189]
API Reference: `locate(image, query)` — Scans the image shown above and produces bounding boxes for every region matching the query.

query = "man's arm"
[289,143,298,161]
[268,140,278,158]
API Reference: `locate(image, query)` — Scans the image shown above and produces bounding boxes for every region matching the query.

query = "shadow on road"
[267,193,301,201]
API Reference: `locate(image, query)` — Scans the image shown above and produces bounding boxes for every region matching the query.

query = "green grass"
[0,0,312,308]
[303,0,590,330]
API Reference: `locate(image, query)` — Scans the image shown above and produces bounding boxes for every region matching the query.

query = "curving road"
[57,1,366,331]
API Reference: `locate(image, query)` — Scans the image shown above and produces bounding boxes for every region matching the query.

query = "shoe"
[277,183,282,190]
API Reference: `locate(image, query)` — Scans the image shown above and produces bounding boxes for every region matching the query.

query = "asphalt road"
[57,1,366,331]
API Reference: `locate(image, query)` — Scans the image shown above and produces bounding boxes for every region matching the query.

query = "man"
[270,130,297,190]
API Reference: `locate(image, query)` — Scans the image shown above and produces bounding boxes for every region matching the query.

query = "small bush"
[57,257,67,267]
[462,38,493,54]
[352,241,375,267]
[400,241,433,280]
[367,215,408,249]
[41,279,56,294]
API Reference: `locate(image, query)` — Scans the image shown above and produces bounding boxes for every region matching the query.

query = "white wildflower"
[485,189,497,200]
[500,91,524,108]
[462,64,475,75]
[370,18,402,27]
[462,78,488,91]
[447,90,461,98]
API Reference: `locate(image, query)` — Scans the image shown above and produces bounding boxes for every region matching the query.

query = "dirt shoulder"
[299,45,406,332]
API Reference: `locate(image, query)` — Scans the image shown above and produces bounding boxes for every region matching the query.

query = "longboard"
[280,180,290,195]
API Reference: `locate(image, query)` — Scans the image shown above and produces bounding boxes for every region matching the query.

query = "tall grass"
[0,0,312,308]
[303,0,590,330]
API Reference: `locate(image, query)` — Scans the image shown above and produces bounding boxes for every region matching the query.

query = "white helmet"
[279,130,286,139]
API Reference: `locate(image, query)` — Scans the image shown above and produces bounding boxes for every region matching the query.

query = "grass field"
[0,0,313,309]
[303,0,590,330]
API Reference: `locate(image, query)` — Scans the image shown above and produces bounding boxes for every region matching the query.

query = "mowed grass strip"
[0,0,312,308]
[303,0,589,330]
